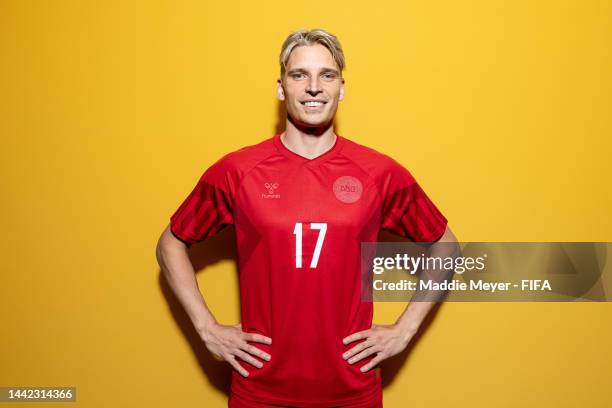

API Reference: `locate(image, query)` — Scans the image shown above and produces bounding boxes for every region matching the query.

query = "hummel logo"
[264,182,279,194]
[262,182,280,199]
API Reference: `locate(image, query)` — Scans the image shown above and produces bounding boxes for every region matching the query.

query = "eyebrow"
[287,67,340,75]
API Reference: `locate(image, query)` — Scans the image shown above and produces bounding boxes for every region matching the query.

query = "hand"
[342,323,416,372]
[199,322,272,377]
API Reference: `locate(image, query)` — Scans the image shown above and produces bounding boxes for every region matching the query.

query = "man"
[156,28,458,408]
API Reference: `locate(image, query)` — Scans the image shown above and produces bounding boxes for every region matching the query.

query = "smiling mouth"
[301,101,327,109]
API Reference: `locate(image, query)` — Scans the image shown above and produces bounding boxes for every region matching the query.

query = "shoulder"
[340,135,409,178]
[204,136,277,178]
[194,136,277,191]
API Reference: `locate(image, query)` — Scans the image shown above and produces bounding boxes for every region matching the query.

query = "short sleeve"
[169,157,235,246]
[380,159,448,242]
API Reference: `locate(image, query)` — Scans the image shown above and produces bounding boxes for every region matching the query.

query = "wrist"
[194,317,218,338]
[394,320,418,341]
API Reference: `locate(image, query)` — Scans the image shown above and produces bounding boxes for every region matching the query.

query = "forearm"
[156,236,217,333]
[394,226,460,339]
[395,301,435,337]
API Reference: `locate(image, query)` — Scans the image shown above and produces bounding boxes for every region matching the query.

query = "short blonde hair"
[279,28,346,77]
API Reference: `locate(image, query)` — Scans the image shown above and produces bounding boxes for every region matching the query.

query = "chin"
[301,120,330,128]
[287,111,333,129]
[302,114,331,124]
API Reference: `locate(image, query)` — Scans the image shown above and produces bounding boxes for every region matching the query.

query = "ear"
[339,79,345,101]
[276,79,285,101]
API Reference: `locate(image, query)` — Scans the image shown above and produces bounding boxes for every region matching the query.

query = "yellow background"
[1,1,611,407]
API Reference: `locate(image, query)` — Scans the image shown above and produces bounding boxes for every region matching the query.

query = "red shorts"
[228,392,383,408]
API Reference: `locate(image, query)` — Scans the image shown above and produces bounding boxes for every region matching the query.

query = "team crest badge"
[333,176,362,203]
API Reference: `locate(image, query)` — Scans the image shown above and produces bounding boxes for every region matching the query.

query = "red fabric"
[228,387,383,407]
[170,133,447,407]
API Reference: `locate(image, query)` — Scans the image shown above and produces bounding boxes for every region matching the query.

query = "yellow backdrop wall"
[1,1,610,407]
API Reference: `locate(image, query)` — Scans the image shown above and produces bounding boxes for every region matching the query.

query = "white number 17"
[293,222,327,268]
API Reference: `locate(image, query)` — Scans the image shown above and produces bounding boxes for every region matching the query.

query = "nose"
[306,76,321,95]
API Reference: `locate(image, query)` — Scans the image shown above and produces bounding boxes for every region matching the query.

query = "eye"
[291,73,305,80]
[322,73,337,80]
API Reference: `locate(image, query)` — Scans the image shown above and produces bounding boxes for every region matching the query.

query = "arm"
[156,223,272,377]
[394,225,459,337]
[342,225,459,371]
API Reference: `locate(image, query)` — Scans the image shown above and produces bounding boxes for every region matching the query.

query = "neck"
[281,121,337,160]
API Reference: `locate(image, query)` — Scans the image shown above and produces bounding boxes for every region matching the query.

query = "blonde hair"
[279,28,346,77]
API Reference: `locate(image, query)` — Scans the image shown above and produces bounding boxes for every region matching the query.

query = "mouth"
[300,100,327,110]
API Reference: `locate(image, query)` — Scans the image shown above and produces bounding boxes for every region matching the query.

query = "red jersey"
[169,133,448,407]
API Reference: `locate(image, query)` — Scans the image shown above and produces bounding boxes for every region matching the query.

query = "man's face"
[277,44,345,129]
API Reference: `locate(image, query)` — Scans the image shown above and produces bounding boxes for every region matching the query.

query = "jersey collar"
[272,132,346,166]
